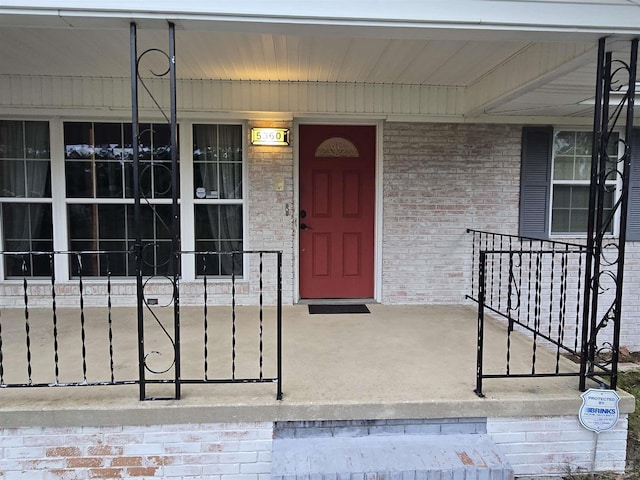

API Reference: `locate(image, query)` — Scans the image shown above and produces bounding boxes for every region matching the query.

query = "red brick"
[88,468,124,478]
[46,447,82,457]
[110,456,143,467]
[146,455,174,466]
[48,469,80,480]
[203,442,224,452]
[88,445,123,456]
[127,467,159,477]
[67,457,104,468]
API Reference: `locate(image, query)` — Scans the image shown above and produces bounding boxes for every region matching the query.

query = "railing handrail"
[466,228,587,249]
[469,229,591,396]
[0,249,284,401]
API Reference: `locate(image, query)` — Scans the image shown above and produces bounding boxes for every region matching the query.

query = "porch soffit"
[0,2,639,120]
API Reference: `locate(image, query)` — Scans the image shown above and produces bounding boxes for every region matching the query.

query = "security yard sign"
[579,388,620,433]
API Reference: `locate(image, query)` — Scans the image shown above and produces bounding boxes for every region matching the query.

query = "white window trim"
[1,117,248,282]
[0,118,56,281]
[549,128,622,238]
[187,121,248,282]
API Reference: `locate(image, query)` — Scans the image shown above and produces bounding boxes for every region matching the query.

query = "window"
[550,131,618,235]
[0,119,247,281]
[0,120,52,277]
[520,127,640,241]
[193,124,243,276]
[64,121,178,276]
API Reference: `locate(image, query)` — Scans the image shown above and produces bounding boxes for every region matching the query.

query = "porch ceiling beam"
[464,42,597,117]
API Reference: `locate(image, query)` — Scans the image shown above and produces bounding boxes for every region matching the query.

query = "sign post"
[579,388,620,433]
[578,388,620,474]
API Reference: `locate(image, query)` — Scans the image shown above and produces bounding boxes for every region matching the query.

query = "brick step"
[271,433,514,480]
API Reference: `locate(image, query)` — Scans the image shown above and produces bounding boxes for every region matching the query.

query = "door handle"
[300,223,311,230]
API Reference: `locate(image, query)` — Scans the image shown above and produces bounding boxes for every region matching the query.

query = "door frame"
[293,118,384,302]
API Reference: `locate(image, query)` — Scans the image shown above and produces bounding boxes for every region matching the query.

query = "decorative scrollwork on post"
[131,21,180,400]
[580,38,638,391]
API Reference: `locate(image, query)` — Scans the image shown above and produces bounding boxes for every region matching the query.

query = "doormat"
[308,304,370,314]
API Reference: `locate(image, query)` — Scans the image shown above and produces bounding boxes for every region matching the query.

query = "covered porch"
[0,302,634,477]
[0,303,632,423]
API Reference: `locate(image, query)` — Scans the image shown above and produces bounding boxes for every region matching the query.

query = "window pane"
[569,209,589,232]
[25,121,50,159]
[553,157,573,180]
[554,131,575,156]
[152,123,172,160]
[553,186,571,208]
[551,209,570,233]
[195,204,243,276]
[574,132,592,155]
[0,121,51,199]
[1,160,25,197]
[64,122,93,159]
[219,125,242,161]
[574,157,590,181]
[220,163,242,199]
[94,123,122,159]
[66,161,93,197]
[68,204,95,241]
[193,124,242,200]
[194,162,219,199]
[153,161,174,199]
[571,186,590,207]
[26,161,51,197]
[98,205,126,239]
[0,120,24,158]
[2,203,53,277]
[606,132,620,157]
[95,161,123,198]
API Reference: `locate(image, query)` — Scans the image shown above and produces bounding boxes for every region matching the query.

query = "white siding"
[0,76,465,117]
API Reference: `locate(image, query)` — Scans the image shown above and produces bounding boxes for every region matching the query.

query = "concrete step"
[271,433,514,480]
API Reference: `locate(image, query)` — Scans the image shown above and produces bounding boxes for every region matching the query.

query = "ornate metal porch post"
[130,22,180,400]
[580,37,638,391]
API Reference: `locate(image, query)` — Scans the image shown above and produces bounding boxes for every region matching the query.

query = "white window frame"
[189,121,247,281]
[1,117,248,283]
[549,128,622,238]
[0,119,54,281]
[62,119,178,279]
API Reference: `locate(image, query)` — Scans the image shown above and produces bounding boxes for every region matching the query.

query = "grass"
[619,370,640,478]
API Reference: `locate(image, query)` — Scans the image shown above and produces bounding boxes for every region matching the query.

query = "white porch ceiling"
[1,1,639,120]
[1,27,533,86]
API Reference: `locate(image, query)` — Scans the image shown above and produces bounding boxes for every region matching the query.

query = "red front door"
[299,125,375,299]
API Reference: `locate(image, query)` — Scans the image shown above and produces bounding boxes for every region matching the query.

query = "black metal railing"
[467,230,593,396]
[0,249,282,400]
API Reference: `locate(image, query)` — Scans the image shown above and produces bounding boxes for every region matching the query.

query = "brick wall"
[487,415,628,476]
[0,416,627,478]
[621,243,640,349]
[381,123,521,304]
[0,422,273,480]
[247,120,295,305]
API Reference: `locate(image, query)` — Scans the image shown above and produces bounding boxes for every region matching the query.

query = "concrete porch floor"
[0,303,633,428]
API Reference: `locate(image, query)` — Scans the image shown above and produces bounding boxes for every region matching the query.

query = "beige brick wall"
[488,415,628,476]
[381,122,521,304]
[0,422,273,479]
[247,120,295,305]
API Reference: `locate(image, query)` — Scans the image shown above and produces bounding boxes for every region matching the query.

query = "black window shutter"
[519,126,553,239]
[626,128,640,241]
